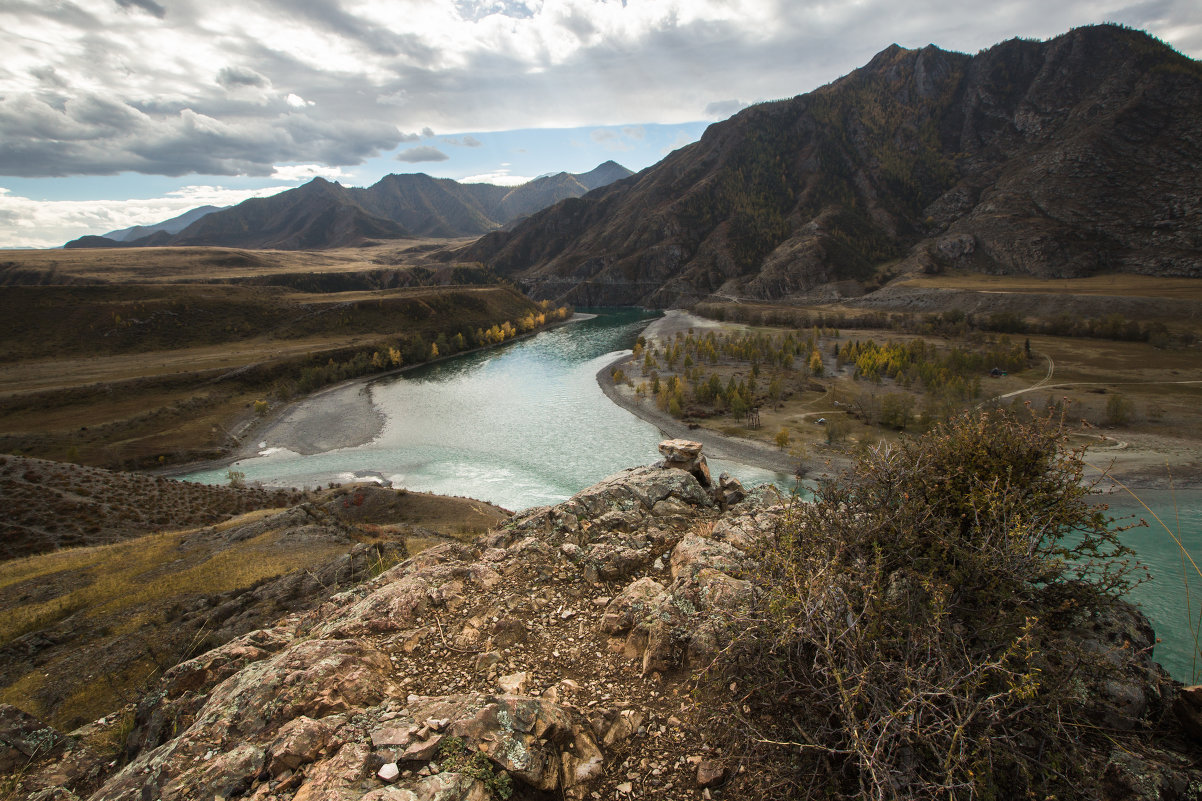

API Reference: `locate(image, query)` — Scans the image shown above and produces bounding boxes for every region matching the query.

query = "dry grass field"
[893,272,1202,301]
[0,240,474,284]
[0,245,552,470]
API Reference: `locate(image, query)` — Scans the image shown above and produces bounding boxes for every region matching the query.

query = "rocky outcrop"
[3,443,1197,801]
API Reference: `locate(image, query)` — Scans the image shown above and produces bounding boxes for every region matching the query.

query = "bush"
[697,410,1141,799]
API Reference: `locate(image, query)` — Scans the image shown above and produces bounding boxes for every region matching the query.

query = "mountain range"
[466,24,1202,306]
[65,161,632,250]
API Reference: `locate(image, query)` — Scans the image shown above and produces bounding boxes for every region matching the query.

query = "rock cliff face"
[3,451,1199,800]
[468,25,1202,306]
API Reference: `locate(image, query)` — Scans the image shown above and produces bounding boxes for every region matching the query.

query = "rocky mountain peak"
[467,24,1202,307]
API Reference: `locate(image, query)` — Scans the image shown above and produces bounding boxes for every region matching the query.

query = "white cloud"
[270,163,347,181]
[0,184,292,249]
[2,0,1197,183]
[461,170,532,186]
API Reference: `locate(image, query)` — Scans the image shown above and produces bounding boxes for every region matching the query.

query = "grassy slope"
[0,249,549,469]
[0,474,508,731]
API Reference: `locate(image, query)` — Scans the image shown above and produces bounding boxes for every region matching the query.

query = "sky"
[1,0,1200,248]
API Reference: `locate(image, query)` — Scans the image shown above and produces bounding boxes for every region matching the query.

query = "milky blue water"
[182,308,794,511]
[1102,489,1202,682]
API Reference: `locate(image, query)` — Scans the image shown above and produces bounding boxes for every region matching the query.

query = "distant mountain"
[103,205,223,242]
[466,25,1202,306]
[65,163,633,250]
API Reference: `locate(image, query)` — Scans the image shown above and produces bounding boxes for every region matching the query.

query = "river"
[180,309,1202,682]
[182,308,795,510]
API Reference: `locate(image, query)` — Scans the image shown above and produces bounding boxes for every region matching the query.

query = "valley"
[3,21,1202,801]
[0,244,569,471]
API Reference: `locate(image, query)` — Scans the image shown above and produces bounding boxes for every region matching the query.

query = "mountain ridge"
[466,24,1202,306]
[64,162,634,250]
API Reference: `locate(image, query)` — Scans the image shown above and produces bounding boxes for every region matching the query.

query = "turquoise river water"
[183,308,794,508]
[182,308,1202,681]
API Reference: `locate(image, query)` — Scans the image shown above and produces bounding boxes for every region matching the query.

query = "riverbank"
[158,313,595,481]
[596,310,848,479]
[599,309,1202,489]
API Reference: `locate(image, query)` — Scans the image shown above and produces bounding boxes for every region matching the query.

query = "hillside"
[3,430,1200,800]
[0,457,508,732]
[0,281,561,470]
[64,163,633,250]
[467,25,1202,306]
[103,206,223,243]
[0,455,301,559]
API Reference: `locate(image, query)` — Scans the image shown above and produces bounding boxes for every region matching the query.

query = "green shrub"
[437,736,512,799]
[697,410,1142,799]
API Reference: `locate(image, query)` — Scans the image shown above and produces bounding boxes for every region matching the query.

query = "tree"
[774,426,790,450]
[1105,393,1134,426]
[808,349,824,376]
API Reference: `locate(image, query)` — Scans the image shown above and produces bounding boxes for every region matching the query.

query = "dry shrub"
[697,410,1142,800]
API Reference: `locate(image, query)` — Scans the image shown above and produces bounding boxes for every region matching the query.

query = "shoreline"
[159,308,1201,493]
[595,310,848,479]
[599,309,1202,491]
[156,313,595,481]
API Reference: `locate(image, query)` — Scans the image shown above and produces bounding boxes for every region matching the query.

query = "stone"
[717,472,746,506]
[183,638,395,744]
[669,535,744,582]
[696,759,727,787]
[1174,685,1202,743]
[0,704,66,772]
[444,696,603,794]
[600,578,669,635]
[158,743,265,801]
[378,761,400,782]
[291,741,371,801]
[497,672,531,695]
[657,439,703,463]
[267,715,339,776]
[370,725,413,749]
[400,733,444,763]
[657,440,712,488]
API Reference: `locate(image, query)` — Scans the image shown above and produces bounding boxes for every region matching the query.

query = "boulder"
[0,705,65,772]
[657,440,712,488]
[266,715,341,776]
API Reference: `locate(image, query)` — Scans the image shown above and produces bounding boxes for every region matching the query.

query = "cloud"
[217,66,270,89]
[0,184,292,249]
[704,99,747,119]
[461,169,532,186]
[396,145,450,162]
[0,91,403,177]
[115,0,165,19]
[271,163,347,181]
[0,0,1199,186]
[444,135,483,147]
[589,126,644,151]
